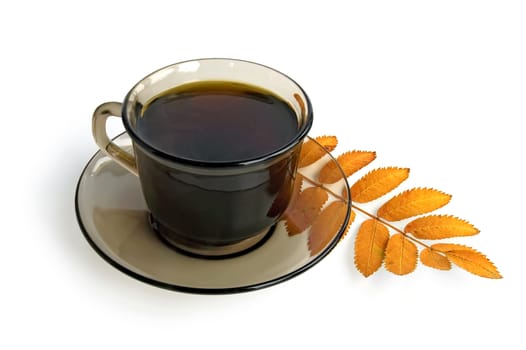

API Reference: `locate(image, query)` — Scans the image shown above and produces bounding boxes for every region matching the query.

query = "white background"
[1,1,525,349]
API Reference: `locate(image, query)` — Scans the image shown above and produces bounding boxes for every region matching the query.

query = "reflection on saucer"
[90,206,311,288]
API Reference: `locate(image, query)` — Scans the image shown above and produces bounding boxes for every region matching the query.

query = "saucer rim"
[75,133,351,294]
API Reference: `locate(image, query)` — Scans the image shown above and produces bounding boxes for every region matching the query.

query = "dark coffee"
[136,81,299,162]
[133,81,302,254]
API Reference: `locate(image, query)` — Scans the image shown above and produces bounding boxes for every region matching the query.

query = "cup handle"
[92,102,139,176]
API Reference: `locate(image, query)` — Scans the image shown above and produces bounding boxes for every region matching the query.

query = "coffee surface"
[136,82,298,162]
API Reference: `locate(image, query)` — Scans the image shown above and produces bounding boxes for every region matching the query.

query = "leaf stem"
[302,176,346,201]
[350,205,430,249]
[302,175,431,249]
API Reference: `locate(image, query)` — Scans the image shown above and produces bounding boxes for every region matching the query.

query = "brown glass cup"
[92,59,313,257]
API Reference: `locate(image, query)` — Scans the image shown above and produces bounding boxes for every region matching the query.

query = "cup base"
[148,214,274,259]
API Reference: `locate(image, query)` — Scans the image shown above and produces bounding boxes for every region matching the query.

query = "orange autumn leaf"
[378,188,452,222]
[285,186,328,235]
[315,135,338,152]
[309,200,348,255]
[298,136,338,168]
[285,134,500,280]
[342,186,349,200]
[318,150,376,184]
[351,167,410,203]
[267,174,304,217]
[420,248,451,270]
[289,174,304,204]
[405,215,479,240]
[431,244,502,279]
[384,234,418,275]
[298,139,324,168]
[354,219,390,277]
[339,210,356,242]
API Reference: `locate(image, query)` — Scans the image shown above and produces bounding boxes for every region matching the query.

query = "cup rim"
[121,58,313,168]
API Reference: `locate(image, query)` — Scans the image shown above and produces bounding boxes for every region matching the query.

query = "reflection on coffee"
[136,81,299,162]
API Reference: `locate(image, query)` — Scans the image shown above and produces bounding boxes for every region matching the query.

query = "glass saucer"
[75,133,350,294]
